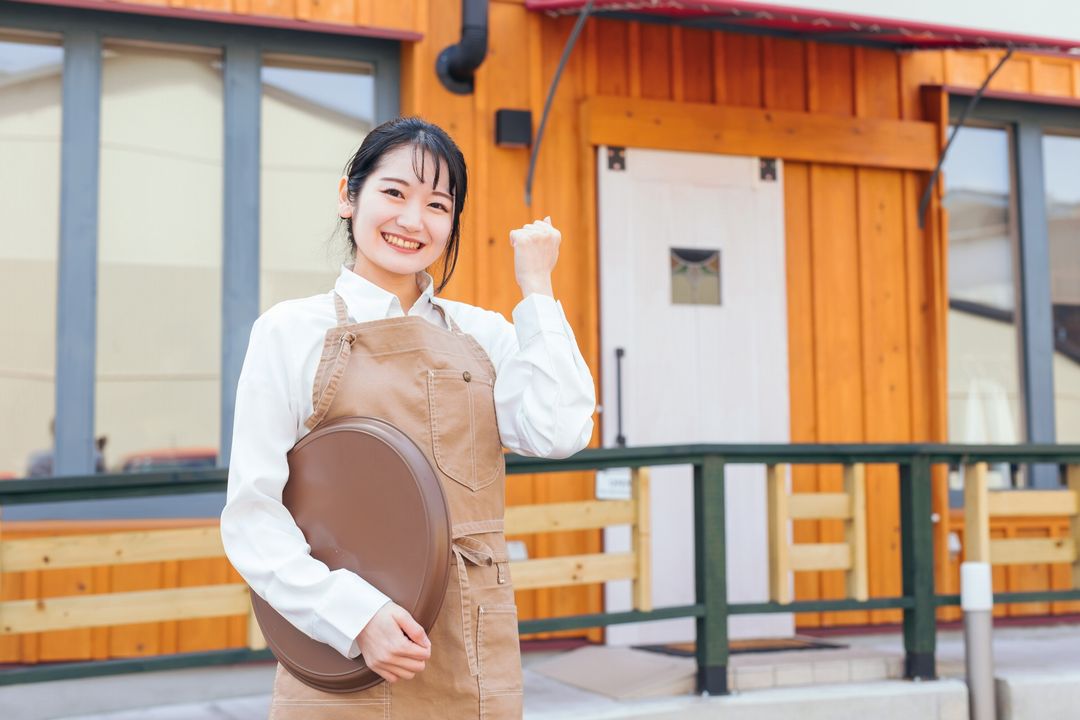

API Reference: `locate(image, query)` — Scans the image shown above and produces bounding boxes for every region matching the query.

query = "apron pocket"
[477,603,523,710]
[428,368,501,492]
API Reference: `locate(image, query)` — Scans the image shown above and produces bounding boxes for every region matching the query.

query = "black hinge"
[607,146,626,171]
[759,157,777,182]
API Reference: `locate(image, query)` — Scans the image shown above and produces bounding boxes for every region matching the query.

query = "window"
[1043,133,1080,444]
[945,96,1080,491]
[0,31,63,478]
[260,55,374,311]
[95,41,224,471]
[0,4,398,489]
[944,124,1024,446]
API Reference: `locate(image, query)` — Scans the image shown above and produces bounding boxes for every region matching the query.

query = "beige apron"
[268,292,523,720]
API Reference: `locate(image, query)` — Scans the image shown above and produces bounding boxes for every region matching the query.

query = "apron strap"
[333,292,350,325]
[303,328,355,431]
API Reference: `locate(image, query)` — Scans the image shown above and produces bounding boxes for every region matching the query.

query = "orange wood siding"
[9,2,1080,663]
[0,520,246,664]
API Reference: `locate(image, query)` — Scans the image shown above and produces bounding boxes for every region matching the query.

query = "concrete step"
[524,675,969,720]
[729,646,903,691]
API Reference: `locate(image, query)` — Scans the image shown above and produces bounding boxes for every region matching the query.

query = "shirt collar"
[334,264,438,321]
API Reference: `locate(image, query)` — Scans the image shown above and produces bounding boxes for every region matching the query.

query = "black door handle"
[615,347,626,447]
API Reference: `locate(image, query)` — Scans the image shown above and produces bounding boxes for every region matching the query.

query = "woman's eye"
[430,202,449,212]
[381,188,403,198]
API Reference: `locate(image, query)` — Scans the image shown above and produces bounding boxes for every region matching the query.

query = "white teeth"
[382,233,421,250]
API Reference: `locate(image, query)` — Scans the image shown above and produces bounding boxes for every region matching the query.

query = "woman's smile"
[381,231,424,252]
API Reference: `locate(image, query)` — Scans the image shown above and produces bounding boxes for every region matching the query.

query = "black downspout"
[436,0,489,95]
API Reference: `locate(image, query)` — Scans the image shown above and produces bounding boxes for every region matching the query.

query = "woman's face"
[340,144,455,282]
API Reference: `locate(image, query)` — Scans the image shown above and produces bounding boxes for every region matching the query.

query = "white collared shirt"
[220,265,595,659]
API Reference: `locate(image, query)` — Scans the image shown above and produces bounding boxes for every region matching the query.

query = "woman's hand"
[355,602,431,683]
[510,216,560,298]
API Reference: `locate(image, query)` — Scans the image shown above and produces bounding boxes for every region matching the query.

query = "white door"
[597,147,793,645]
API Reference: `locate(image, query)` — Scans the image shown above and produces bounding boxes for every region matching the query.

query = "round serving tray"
[249,415,451,693]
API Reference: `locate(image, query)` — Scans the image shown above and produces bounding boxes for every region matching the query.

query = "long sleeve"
[475,294,596,458]
[219,311,391,660]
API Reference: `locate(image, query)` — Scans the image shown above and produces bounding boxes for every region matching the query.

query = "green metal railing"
[2,443,1079,692]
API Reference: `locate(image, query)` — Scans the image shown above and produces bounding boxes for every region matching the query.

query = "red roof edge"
[8,0,424,42]
[525,0,1080,52]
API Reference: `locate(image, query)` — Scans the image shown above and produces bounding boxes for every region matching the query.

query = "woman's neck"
[349,258,422,313]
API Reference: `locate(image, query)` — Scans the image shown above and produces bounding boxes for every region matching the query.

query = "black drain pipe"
[436,0,489,95]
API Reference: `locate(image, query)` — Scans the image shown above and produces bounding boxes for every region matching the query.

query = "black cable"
[917,48,1014,229]
[525,0,595,207]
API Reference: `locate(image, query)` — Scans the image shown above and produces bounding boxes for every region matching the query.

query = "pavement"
[1,622,1078,720]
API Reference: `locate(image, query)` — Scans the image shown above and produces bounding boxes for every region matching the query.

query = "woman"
[220,117,595,719]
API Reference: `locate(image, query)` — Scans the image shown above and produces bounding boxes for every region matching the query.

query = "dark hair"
[340,117,468,294]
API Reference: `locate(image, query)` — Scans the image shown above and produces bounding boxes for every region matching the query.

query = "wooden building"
[1,0,1078,662]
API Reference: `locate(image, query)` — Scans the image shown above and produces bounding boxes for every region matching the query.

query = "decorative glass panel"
[96,41,223,471]
[671,247,721,306]
[943,125,1023,487]
[0,32,63,478]
[1043,133,1080,444]
[260,55,374,311]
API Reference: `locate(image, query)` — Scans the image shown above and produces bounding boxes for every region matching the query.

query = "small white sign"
[506,540,529,562]
[595,467,632,500]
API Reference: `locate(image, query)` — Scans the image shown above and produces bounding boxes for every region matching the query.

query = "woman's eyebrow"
[379,176,453,201]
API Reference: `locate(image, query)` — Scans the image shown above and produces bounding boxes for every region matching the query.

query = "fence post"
[900,455,937,680]
[694,456,728,694]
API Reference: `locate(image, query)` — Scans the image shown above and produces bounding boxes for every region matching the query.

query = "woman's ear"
[338,175,353,218]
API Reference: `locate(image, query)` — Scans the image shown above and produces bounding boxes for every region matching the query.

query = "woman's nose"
[398,205,422,232]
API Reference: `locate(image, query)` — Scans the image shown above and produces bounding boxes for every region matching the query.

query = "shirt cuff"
[310,572,393,659]
[512,293,568,346]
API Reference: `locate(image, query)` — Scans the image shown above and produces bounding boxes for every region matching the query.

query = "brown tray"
[250,415,451,693]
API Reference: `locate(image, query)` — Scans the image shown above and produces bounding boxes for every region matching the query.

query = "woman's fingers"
[393,607,431,650]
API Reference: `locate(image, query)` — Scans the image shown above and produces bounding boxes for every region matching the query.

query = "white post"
[961,561,996,720]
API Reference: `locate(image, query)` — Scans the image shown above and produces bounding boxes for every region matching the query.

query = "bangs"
[409,137,460,203]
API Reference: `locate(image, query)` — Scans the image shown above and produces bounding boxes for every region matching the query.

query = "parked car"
[120,447,218,472]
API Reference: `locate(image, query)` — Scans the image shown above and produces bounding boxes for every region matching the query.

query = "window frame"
[947,94,1080,490]
[0,0,400,476]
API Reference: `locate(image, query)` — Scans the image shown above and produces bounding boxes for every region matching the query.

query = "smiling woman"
[220,116,595,719]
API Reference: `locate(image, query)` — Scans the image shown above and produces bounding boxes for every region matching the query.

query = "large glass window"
[1043,133,1080,444]
[0,32,63,478]
[260,55,374,311]
[944,126,1025,460]
[95,41,223,472]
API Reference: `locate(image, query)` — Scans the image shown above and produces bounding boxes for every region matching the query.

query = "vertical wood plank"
[987,52,1032,94]
[248,0,294,19]
[808,43,853,116]
[710,32,727,105]
[627,22,642,98]
[845,464,869,601]
[670,26,684,102]
[1070,466,1080,589]
[856,166,909,624]
[809,162,865,625]
[767,464,792,604]
[594,19,630,96]
[722,33,762,107]
[632,467,652,612]
[943,50,988,87]
[782,161,821,625]
[964,463,991,563]
[763,37,806,112]
[680,28,713,104]
[639,23,671,100]
[296,0,355,25]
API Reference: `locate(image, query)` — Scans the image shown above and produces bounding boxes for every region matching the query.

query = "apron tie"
[450,532,507,677]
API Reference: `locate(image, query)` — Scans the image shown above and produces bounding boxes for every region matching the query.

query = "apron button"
[463,371,471,382]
